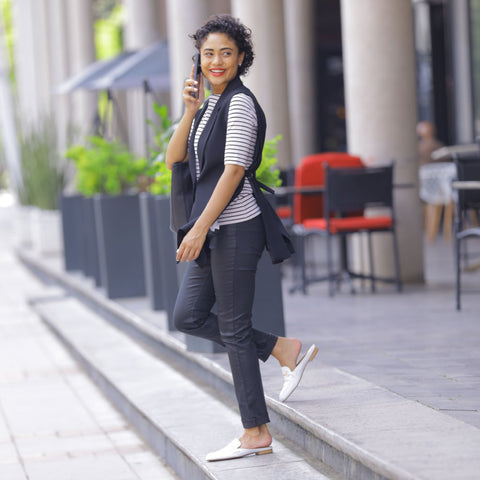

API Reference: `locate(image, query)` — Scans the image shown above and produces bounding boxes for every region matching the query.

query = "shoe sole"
[207,447,273,462]
[298,345,318,367]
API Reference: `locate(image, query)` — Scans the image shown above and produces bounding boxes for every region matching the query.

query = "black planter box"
[94,194,146,299]
[140,193,165,311]
[154,195,181,331]
[81,197,101,286]
[253,251,286,337]
[59,194,83,271]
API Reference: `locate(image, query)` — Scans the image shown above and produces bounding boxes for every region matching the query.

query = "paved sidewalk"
[279,235,480,428]
[2,195,480,479]
[0,202,178,480]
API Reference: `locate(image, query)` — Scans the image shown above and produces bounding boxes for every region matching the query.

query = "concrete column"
[451,0,474,143]
[283,0,315,164]
[13,0,51,129]
[67,0,97,140]
[0,6,22,190]
[13,0,35,127]
[208,0,230,14]
[166,0,209,120]
[231,0,292,169]
[341,0,424,282]
[47,0,71,151]
[123,0,163,156]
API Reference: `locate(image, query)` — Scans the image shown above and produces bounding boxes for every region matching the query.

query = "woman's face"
[200,32,245,95]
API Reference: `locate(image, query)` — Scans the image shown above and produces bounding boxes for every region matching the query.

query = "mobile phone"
[190,53,202,98]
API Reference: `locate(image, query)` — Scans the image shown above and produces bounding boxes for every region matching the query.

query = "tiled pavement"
[1,195,480,479]
[0,200,179,480]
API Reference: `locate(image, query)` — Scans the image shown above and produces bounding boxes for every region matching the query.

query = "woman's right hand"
[166,64,204,169]
[183,64,205,112]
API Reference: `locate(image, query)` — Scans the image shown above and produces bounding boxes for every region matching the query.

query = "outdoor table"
[452,181,480,190]
[419,162,457,241]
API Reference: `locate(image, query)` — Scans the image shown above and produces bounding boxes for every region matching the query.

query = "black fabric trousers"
[173,215,278,428]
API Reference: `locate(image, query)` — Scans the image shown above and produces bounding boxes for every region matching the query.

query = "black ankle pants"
[173,215,277,428]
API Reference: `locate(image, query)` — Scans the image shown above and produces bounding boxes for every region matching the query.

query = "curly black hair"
[190,14,254,76]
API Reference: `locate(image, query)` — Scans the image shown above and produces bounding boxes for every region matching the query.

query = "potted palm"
[66,136,149,299]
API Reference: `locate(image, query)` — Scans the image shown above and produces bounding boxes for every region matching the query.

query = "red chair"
[294,153,364,225]
[290,153,364,294]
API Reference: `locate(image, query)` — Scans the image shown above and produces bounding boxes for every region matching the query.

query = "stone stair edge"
[31,295,335,480]
[19,248,461,480]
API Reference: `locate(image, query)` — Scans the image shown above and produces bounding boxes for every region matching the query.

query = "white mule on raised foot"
[279,344,318,402]
[205,439,273,462]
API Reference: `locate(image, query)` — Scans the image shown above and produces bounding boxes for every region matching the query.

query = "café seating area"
[281,153,401,296]
[279,148,480,310]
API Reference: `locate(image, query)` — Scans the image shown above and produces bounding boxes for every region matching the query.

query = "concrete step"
[20,249,480,480]
[31,294,341,480]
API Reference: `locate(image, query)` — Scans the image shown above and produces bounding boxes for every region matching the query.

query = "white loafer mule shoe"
[205,439,273,462]
[279,344,318,402]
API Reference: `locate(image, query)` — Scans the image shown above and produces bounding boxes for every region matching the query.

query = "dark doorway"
[313,0,346,152]
[414,2,453,145]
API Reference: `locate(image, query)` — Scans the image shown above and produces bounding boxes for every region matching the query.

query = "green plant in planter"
[65,136,148,196]
[257,134,283,188]
[18,120,66,209]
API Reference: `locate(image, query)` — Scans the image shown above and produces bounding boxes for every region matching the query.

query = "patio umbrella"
[88,41,170,153]
[55,51,137,94]
[89,41,170,92]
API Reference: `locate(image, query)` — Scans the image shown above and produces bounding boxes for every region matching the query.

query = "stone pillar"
[166,0,209,120]
[48,0,71,151]
[340,0,424,282]
[67,0,97,141]
[231,0,292,169]
[13,0,51,129]
[0,6,22,190]
[283,0,315,164]
[123,0,163,156]
[451,0,474,143]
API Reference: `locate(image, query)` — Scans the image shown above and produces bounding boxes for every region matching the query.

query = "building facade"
[9,0,480,282]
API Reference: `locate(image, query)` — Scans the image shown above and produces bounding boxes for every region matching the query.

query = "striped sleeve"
[224,93,258,168]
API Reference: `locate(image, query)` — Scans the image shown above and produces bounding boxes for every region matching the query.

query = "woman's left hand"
[176,224,208,262]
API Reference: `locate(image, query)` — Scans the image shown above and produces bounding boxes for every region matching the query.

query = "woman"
[166,14,317,462]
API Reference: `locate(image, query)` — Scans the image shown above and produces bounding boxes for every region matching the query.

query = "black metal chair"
[452,152,480,310]
[289,153,364,294]
[303,163,402,296]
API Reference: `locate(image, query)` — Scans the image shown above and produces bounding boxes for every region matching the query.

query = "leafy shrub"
[65,136,148,196]
[147,103,176,195]
[257,134,282,188]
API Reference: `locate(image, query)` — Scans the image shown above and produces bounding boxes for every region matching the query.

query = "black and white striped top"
[191,93,261,228]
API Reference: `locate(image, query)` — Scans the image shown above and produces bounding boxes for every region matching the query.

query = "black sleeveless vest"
[179,75,294,265]
[187,76,265,220]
